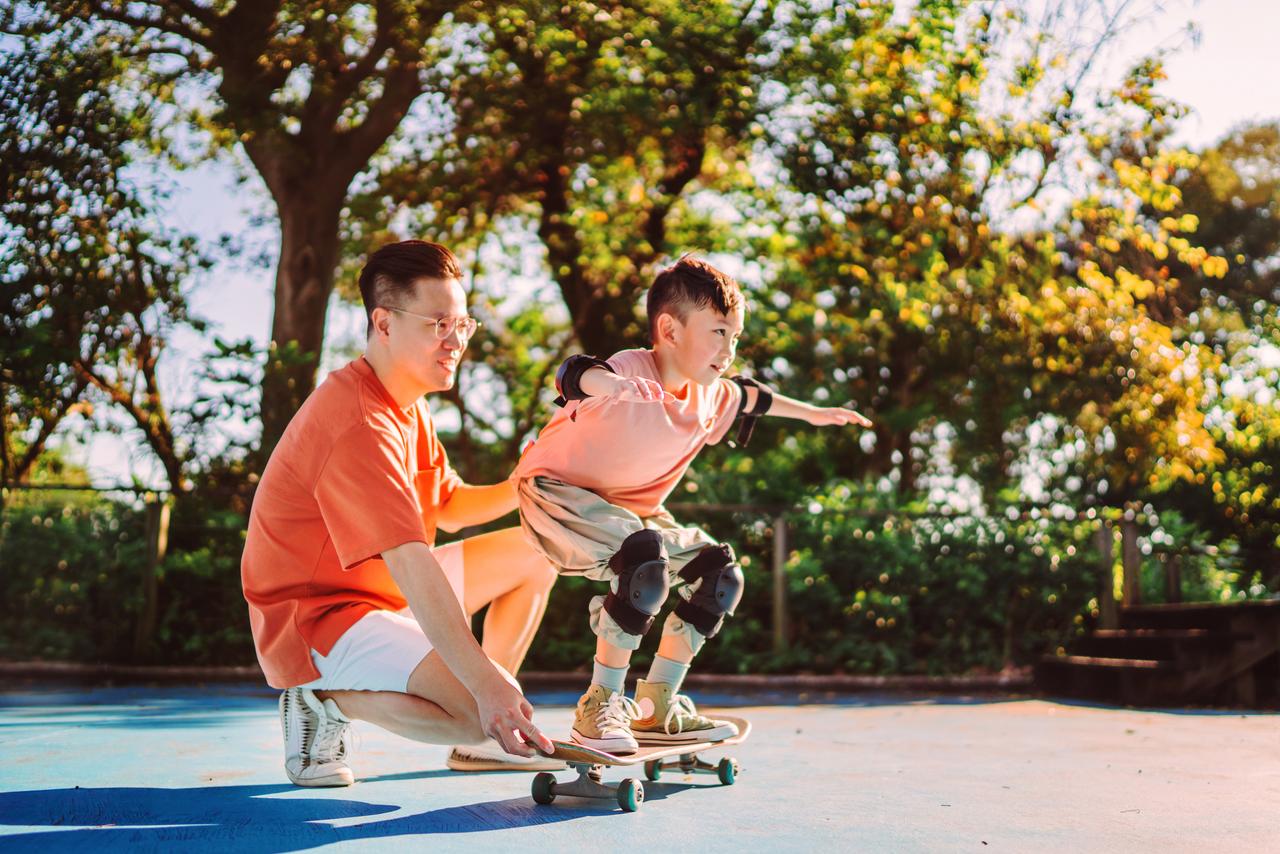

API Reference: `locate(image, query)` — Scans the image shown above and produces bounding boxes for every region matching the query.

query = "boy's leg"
[569,635,640,753]
[571,528,674,754]
[632,541,743,744]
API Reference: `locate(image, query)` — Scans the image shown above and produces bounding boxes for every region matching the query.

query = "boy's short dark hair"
[646,255,743,340]
[358,240,463,335]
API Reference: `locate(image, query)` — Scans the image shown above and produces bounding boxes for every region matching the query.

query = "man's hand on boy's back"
[580,366,673,405]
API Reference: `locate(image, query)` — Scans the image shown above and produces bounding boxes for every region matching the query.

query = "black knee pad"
[603,530,670,636]
[675,544,744,639]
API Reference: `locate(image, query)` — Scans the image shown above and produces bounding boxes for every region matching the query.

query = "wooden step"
[1076,628,1248,661]
[1035,655,1181,705]
[1121,599,1280,630]
[1041,655,1173,671]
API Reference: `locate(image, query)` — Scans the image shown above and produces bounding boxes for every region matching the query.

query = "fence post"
[1121,505,1141,608]
[1165,553,1183,604]
[772,513,789,653]
[1095,520,1118,629]
[133,496,171,657]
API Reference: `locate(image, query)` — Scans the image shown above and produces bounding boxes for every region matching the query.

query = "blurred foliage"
[4,0,1278,673]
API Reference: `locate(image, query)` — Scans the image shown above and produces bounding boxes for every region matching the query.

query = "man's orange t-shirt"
[241,356,461,688]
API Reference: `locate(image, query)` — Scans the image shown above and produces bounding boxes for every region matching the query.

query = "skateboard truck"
[533,763,647,812]
[530,714,750,813]
[532,752,740,813]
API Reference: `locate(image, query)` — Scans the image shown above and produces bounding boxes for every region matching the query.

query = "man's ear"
[370,307,393,340]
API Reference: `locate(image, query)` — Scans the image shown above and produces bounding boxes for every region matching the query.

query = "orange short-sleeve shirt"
[241,356,462,688]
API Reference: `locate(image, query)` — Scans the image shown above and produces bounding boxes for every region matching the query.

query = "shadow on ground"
[0,783,610,852]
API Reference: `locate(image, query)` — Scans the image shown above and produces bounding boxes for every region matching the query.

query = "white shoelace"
[311,710,351,764]
[595,692,641,735]
[661,693,702,736]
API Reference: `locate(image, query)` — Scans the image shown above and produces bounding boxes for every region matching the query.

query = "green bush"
[2,486,1266,675]
[0,491,253,666]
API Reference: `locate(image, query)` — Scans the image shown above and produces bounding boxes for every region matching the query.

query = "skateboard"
[529,715,751,812]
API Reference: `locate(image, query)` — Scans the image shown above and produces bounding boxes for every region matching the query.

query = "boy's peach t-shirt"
[241,356,462,688]
[513,348,742,516]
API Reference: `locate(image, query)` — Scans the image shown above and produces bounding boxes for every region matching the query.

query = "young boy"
[512,256,871,754]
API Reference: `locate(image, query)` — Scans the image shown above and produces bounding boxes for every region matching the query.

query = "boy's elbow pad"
[728,376,774,446]
[553,355,613,407]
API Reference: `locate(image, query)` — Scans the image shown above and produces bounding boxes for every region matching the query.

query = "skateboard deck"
[530,714,751,812]
[539,715,751,766]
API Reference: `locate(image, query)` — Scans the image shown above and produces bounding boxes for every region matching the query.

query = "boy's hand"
[602,374,674,405]
[805,405,872,428]
[579,366,673,404]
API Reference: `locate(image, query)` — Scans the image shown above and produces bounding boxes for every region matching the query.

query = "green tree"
[720,0,1223,505]
[0,21,201,493]
[46,0,465,458]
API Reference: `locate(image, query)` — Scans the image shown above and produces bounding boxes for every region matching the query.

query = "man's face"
[382,277,469,394]
[668,302,745,386]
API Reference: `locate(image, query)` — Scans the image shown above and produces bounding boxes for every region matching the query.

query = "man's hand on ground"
[474,676,554,758]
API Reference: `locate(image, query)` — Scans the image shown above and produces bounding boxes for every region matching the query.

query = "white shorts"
[301,541,466,693]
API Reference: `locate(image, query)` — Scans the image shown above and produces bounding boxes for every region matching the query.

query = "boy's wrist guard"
[729,376,774,447]
[554,355,613,407]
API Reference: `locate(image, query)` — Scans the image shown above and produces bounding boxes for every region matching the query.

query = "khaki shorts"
[516,476,725,650]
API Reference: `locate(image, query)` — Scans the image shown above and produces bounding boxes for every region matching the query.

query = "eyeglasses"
[386,307,480,342]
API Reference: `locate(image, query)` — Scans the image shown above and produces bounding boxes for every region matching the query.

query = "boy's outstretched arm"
[739,382,872,429]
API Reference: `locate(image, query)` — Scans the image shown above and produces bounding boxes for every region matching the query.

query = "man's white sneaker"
[446,738,567,772]
[280,687,354,787]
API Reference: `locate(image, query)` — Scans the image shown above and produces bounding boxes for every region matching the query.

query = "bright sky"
[67,1,1280,488]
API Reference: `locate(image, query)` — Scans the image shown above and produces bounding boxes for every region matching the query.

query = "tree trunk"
[258,192,344,460]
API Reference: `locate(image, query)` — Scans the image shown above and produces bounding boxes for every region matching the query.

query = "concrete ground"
[0,684,1275,852]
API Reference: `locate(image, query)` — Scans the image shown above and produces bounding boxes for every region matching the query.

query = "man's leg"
[459,526,557,675]
[439,527,564,771]
[317,650,488,745]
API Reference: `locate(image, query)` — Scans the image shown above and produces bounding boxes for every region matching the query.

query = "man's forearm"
[383,541,496,692]
[437,481,517,531]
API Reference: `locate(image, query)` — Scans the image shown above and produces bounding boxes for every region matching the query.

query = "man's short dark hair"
[646,255,743,340]
[358,240,463,335]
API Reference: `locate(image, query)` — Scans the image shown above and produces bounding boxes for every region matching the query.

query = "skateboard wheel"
[717,757,738,785]
[617,778,644,812]
[532,772,557,805]
[643,760,663,781]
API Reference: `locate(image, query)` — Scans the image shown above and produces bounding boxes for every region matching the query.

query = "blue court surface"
[0,683,1275,852]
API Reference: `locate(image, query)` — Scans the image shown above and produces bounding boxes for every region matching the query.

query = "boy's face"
[663,302,745,386]
[382,277,469,393]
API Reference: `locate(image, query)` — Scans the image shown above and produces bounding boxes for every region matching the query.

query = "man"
[241,240,561,786]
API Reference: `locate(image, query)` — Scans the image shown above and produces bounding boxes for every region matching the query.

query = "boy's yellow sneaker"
[570,684,641,755]
[630,679,739,745]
